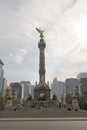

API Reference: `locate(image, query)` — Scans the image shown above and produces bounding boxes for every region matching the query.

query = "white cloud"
[1,0,87,84]
[9,48,28,65]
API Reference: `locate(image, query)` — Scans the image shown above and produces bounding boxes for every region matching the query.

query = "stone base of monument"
[5,99,12,109]
[34,86,51,100]
[72,98,80,111]
[27,100,59,108]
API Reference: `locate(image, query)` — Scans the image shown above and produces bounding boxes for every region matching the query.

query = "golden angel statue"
[36,27,45,39]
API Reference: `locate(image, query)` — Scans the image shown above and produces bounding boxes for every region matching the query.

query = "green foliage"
[0,96,5,110]
[61,94,63,102]
[66,94,72,104]
[78,94,87,110]
[66,93,87,110]
[12,98,20,106]
[52,93,57,100]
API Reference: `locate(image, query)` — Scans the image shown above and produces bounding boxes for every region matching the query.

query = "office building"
[10,82,22,99]
[2,78,8,97]
[0,59,4,95]
[51,77,65,100]
[77,73,87,95]
[20,81,32,99]
[65,78,78,94]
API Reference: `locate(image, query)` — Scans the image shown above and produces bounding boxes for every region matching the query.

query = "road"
[0,120,87,130]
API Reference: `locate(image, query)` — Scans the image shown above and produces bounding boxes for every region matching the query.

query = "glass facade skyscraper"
[0,59,4,95]
[65,78,78,94]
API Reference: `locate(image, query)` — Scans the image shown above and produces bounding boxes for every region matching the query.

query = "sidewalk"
[0,117,87,121]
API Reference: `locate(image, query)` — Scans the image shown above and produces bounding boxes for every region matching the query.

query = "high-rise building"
[51,77,65,100]
[65,78,78,94]
[77,73,87,95]
[0,59,4,95]
[31,85,34,99]
[10,82,22,99]
[77,73,87,80]
[2,78,8,97]
[20,81,32,99]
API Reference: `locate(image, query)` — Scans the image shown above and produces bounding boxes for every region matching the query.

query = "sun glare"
[76,19,87,41]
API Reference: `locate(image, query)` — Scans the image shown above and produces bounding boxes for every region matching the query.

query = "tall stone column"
[38,39,46,83]
[34,28,51,100]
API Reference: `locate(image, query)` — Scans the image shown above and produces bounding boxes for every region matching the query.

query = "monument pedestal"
[34,83,51,100]
[5,98,12,108]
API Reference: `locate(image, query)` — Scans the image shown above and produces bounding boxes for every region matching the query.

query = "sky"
[0,0,87,85]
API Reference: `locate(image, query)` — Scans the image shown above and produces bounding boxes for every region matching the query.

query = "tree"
[78,94,87,110]
[0,96,5,110]
[66,94,72,104]
[12,98,20,106]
